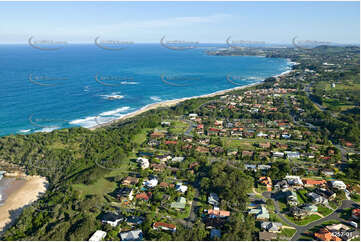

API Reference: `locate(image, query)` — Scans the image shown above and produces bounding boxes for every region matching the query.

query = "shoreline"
[90,70,294,131]
[89,81,261,130]
[0,175,48,233]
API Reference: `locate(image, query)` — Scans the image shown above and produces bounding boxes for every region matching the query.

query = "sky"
[0,1,359,44]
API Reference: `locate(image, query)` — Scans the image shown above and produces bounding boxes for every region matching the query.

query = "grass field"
[285,214,321,226]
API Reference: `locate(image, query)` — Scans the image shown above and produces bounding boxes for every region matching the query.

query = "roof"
[259,232,277,241]
[120,229,143,241]
[208,209,230,217]
[153,222,176,230]
[89,230,107,241]
[302,179,326,185]
[314,229,341,241]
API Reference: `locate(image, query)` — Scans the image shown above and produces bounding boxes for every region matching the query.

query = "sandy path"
[0,176,48,232]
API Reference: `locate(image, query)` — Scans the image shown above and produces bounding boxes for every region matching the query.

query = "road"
[264,190,360,240]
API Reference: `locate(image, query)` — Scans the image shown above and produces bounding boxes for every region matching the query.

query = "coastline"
[90,69,293,131]
[0,175,48,233]
[90,82,261,130]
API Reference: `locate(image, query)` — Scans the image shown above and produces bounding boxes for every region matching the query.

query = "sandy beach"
[90,81,263,130]
[0,175,48,233]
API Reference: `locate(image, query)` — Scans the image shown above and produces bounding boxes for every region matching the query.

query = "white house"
[285,175,303,186]
[331,180,347,190]
[175,183,188,193]
[143,178,158,188]
[285,151,300,159]
[208,193,220,206]
[272,152,284,158]
[137,157,149,169]
[89,230,107,241]
[120,229,143,241]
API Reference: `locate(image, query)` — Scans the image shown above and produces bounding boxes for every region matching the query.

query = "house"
[143,177,158,188]
[156,154,172,162]
[272,151,284,158]
[260,222,282,233]
[330,180,347,190]
[161,121,171,126]
[208,209,230,218]
[122,176,139,186]
[165,140,177,145]
[175,183,188,193]
[258,165,271,171]
[137,157,149,169]
[242,150,254,158]
[150,163,166,172]
[153,222,176,232]
[352,208,360,220]
[307,192,328,205]
[245,164,257,171]
[302,204,318,213]
[322,169,334,176]
[120,229,143,241]
[150,132,165,139]
[89,230,107,241]
[285,175,303,186]
[135,192,152,201]
[259,142,271,149]
[291,204,317,219]
[249,205,269,220]
[210,229,221,239]
[126,216,144,226]
[259,231,277,241]
[195,146,209,153]
[117,188,134,204]
[302,179,326,187]
[315,188,336,200]
[326,223,350,233]
[287,191,298,206]
[171,197,186,209]
[189,113,198,119]
[171,157,185,162]
[314,228,341,241]
[148,140,160,146]
[285,151,300,159]
[290,207,310,219]
[274,180,289,192]
[208,193,220,206]
[159,182,171,189]
[101,212,124,227]
[259,177,272,191]
[227,148,238,156]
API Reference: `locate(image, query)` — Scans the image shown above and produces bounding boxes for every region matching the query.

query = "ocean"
[0,44,291,136]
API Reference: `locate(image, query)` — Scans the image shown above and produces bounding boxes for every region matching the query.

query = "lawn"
[317,205,334,216]
[296,189,309,204]
[132,128,151,145]
[279,228,296,239]
[285,214,321,226]
[169,120,188,134]
[351,193,360,203]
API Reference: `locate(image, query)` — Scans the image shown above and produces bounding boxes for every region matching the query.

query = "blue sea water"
[0,44,291,136]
